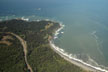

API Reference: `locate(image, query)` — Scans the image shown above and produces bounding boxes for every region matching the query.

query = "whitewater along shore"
[49,23,108,72]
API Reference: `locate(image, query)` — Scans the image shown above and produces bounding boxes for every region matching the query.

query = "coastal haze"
[0,0,108,71]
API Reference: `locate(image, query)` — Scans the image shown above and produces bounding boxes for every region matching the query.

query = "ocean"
[0,0,108,71]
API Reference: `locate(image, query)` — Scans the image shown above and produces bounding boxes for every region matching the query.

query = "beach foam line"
[50,23,108,72]
[54,23,65,39]
[21,17,29,21]
[50,41,108,72]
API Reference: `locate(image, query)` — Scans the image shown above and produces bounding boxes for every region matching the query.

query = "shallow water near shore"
[0,0,108,71]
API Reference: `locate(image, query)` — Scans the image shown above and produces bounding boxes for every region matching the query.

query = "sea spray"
[50,23,108,72]
[54,23,65,39]
[21,17,29,21]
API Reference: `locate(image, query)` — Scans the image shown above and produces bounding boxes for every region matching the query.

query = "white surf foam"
[61,32,64,34]
[21,17,29,21]
[44,19,50,21]
[36,19,41,22]
[54,23,65,39]
[50,23,108,72]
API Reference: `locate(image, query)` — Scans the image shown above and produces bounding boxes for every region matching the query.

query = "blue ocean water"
[0,0,108,70]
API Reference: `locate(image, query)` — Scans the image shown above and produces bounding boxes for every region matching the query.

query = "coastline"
[1,17,108,72]
[49,23,108,72]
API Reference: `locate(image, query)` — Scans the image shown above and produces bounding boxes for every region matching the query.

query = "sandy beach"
[49,24,108,72]
[49,41,108,72]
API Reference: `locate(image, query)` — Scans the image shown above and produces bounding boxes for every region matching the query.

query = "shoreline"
[1,18,108,72]
[49,23,108,72]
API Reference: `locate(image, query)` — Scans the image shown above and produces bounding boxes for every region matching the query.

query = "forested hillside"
[0,19,88,72]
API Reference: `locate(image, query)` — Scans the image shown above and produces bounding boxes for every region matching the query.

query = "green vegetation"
[0,19,88,72]
[0,33,28,72]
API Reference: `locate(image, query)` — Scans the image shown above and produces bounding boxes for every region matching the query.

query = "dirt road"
[6,32,33,72]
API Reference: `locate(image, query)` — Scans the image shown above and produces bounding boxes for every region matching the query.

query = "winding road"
[5,32,33,72]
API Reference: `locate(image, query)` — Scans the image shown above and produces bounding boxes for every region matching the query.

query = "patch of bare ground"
[0,35,14,46]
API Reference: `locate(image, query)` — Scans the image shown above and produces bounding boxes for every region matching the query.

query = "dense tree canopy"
[0,19,88,72]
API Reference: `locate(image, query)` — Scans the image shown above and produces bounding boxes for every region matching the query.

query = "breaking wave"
[50,23,108,72]
[0,15,108,71]
[21,17,29,21]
